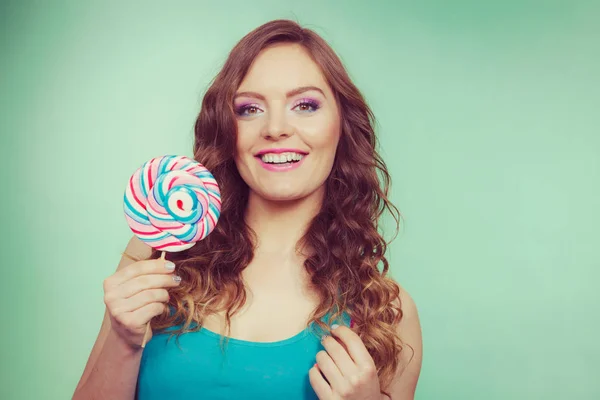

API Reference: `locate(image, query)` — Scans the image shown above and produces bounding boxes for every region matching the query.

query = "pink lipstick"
[255,148,309,156]
[255,149,308,172]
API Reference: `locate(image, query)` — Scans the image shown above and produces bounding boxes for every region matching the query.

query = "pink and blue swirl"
[123,155,221,252]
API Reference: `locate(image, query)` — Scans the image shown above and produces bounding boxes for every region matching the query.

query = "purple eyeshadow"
[233,97,322,116]
[294,97,321,108]
[234,102,258,115]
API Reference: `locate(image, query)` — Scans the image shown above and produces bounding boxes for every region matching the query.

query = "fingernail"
[331,324,339,330]
[165,261,175,271]
[172,275,182,283]
[320,335,328,343]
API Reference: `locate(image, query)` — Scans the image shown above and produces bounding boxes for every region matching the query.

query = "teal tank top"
[136,309,352,399]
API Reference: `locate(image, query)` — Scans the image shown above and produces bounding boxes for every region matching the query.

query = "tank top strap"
[308,300,353,339]
[323,303,352,327]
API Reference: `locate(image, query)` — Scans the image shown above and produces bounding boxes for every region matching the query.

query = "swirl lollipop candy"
[123,155,221,347]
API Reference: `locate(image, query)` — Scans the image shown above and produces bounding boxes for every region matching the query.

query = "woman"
[74,19,422,400]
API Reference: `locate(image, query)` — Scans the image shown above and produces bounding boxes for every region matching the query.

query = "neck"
[244,188,324,258]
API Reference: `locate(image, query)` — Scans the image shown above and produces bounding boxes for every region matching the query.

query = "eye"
[293,99,321,113]
[234,98,321,117]
[234,104,262,117]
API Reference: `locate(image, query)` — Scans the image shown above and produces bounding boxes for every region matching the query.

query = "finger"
[330,325,376,370]
[110,258,176,287]
[308,364,333,400]
[315,350,346,394]
[321,335,358,377]
[115,288,170,313]
[124,302,167,328]
[119,273,182,299]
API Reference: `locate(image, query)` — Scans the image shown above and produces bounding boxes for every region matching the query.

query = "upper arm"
[384,284,423,399]
[74,236,153,394]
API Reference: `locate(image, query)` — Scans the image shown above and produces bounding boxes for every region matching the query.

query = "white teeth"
[260,152,305,164]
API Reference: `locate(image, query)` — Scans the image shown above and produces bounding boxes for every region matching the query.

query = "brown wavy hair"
[137,19,411,397]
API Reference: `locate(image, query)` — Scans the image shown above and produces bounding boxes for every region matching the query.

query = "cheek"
[235,127,251,157]
[233,127,258,181]
[235,121,261,147]
[304,116,341,150]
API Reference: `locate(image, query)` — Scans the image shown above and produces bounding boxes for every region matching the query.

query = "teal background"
[1,1,599,399]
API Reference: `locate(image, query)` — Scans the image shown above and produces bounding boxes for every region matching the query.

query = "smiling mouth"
[254,152,307,171]
[256,152,306,165]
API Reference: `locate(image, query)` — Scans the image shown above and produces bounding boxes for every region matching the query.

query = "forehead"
[237,43,329,93]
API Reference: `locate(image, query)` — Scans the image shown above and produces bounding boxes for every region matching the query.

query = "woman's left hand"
[309,324,382,400]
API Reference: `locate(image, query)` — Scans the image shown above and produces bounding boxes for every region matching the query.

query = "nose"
[261,108,292,140]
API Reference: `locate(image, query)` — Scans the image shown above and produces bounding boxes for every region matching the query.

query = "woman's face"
[233,43,341,203]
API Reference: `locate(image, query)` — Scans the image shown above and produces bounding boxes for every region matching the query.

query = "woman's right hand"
[102,258,182,349]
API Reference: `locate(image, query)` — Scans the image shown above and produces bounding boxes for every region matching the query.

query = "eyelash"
[234,99,321,116]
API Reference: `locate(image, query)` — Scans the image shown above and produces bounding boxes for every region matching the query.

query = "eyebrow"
[233,85,325,101]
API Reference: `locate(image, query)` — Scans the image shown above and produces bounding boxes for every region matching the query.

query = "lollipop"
[123,155,221,347]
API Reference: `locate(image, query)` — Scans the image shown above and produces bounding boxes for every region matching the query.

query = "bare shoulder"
[390,282,421,351]
[386,281,423,399]
[392,283,419,323]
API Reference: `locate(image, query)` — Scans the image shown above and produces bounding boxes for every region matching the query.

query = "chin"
[254,182,326,204]
[249,183,315,201]
[260,190,306,202]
